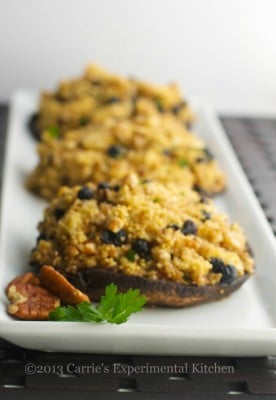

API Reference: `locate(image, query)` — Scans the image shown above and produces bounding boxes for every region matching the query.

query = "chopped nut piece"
[6,272,40,295]
[7,283,60,320]
[39,265,90,305]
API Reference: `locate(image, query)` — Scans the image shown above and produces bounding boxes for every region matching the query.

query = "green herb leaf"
[49,283,146,324]
[47,126,60,138]
[155,98,164,112]
[178,158,189,168]
[49,304,85,322]
[125,249,136,262]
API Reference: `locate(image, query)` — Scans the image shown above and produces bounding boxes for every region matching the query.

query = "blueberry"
[196,148,214,163]
[55,208,66,220]
[163,149,172,157]
[114,230,128,246]
[171,101,187,115]
[106,97,121,105]
[36,233,49,243]
[97,183,113,203]
[201,210,211,221]
[79,116,90,126]
[132,239,152,260]
[112,185,121,192]
[181,220,197,235]
[55,93,67,102]
[199,195,208,204]
[98,182,111,190]
[210,258,238,285]
[100,229,115,245]
[101,229,128,246]
[193,184,206,196]
[166,224,180,231]
[106,145,123,158]
[78,186,94,200]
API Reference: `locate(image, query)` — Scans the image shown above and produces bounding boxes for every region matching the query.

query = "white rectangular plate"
[0,91,276,355]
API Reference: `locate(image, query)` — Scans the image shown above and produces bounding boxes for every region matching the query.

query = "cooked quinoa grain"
[31,64,195,139]
[30,176,254,286]
[26,114,226,199]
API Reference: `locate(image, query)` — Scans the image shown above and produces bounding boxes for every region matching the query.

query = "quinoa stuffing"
[30,64,194,139]
[26,113,226,199]
[30,175,254,287]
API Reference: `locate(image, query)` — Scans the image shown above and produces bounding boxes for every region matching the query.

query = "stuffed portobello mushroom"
[28,64,194,140]
[30,175,254,307]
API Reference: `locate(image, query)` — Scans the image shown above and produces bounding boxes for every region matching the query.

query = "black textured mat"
[0,106,275,399]
[221,117,276,235]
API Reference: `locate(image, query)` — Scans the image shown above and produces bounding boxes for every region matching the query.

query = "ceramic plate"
[0,91,275,355]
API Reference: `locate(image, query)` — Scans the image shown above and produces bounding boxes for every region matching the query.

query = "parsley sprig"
[49,283,146,324]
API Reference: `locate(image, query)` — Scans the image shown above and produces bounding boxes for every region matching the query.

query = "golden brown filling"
[26,114,226,199]
[30,176,254,286]
[33,64,194,138]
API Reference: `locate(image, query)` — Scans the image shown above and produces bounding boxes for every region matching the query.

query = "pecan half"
[39,265,90,305]
[6,272,40,294]
[7,282,60,320]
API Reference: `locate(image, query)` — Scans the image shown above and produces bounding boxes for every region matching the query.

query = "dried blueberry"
[181,220,197,235]
[196,148,214,163]
[79,116,90,126]
[201,210,211,221]
[54,208,66,220]
[112,184,121,192]
[98,182,111,190]
[210,258,238,285]
[163,149,172,157]
[199,195,208,204]
[114,230,128,246]
[171,101,187,115]
[132,239,152,260]
[100,229,115,245]
[101,229,128,247]
[166,224,180,231]
[36,233,49,243]
[193,184,206,196]
[78,186,94,200]
[106,145,123,158]
[55,93,67,102]
[97,183,114,203]
[106,97,121,105]
[29,260,42,269]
